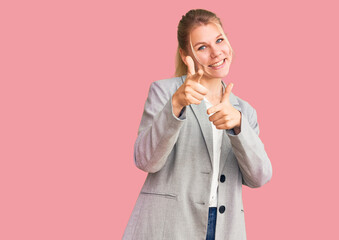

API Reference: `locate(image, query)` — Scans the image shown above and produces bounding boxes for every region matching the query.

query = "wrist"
[237,111,242,127]
[172,94,185,117]
[233,111,242,134]
[172,93,184,110]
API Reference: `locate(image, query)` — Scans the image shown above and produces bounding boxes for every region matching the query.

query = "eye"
[216,38,224,43]
[198,45,206,51]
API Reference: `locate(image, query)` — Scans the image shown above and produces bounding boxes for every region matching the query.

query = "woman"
[123,9,272,240]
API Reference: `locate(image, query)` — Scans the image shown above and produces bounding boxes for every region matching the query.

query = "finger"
[209,110,225,122]
[188,88,206,101]
[191,80,208,95]
[212,117,227,126]
[187,95,202,105]
[215,123,229,130]
[196,67,204,84]
[191,68,204,84]
[207,103,223,116]
[221,83,233,103]
[186,56,196,76]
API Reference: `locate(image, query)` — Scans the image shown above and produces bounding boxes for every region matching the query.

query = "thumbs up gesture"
[206,83,242,132]
[172,56,208,117]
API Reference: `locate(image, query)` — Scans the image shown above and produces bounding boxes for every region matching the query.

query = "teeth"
[210,59,224,67]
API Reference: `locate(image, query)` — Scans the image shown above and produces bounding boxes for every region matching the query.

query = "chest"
[205,96,222,107]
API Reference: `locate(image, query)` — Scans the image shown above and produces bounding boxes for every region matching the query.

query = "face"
[186,22,232,79]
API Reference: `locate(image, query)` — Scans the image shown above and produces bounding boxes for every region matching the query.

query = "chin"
[205,69,230,79]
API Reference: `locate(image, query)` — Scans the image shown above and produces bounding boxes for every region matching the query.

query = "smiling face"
[187,22,232,79]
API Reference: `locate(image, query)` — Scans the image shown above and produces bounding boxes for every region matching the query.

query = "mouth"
[208,58,227,69]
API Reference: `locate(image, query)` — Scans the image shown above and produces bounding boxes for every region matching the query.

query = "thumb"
[186,56,196,77]
[221,83,233,103]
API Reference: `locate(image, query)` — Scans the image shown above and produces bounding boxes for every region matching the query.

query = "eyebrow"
[193,34,223,47]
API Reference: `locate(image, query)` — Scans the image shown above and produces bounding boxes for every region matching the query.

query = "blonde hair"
[175,9,234,77]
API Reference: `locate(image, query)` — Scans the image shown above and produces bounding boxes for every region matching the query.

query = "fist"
[172,56,208,108]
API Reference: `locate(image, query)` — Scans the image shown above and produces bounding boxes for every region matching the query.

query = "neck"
[200,76,223,97]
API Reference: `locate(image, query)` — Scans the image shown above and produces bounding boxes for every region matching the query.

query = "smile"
[208,58,226,69]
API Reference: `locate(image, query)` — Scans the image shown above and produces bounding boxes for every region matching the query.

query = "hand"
[172,56,208,115]
[206,83,242,130]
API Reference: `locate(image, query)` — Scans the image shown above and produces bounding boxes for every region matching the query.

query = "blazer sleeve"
[134,81,187,173]
[227,102,273,188]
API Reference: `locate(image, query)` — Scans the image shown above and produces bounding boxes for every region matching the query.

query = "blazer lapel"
[180,75,213,167]
[180,76,242,170]
[190,100,214,167]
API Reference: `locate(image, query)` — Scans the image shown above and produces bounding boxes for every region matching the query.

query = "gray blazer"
[123,75,272,240]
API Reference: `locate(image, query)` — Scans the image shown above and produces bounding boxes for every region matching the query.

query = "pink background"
[1,0,338,239]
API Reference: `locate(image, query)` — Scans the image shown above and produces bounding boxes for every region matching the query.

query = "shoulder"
[147,75,185,101]
[235,95,255,112]
[151,75,184,92]
[232,93,257,120]
[232,93,259,131]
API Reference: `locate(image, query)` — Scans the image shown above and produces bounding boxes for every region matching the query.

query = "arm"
[134,81,186,173]
[227,104,273,188]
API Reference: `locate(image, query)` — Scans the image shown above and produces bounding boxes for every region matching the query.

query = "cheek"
[192,57,205,70]
[199,54,211,65]
[220,44,232,57]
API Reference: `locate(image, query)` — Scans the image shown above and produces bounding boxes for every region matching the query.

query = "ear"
[179,48,188,65]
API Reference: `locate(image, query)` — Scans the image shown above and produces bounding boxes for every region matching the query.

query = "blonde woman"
[123,9,272,240]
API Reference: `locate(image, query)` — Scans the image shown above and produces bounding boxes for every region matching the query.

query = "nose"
[210,45,222,58]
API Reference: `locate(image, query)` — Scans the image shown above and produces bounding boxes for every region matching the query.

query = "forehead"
[190,23,223,42]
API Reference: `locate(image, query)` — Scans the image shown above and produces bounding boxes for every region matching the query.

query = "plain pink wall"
[1,0,338,239]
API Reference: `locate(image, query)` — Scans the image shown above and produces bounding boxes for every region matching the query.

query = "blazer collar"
[180,75,241,168]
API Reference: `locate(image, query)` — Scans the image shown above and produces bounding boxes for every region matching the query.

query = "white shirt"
[204,89,225,207]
